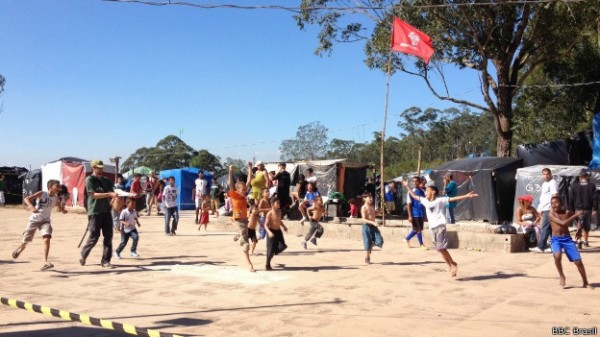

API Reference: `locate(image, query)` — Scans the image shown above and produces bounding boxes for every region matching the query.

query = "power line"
[102,0,586,12]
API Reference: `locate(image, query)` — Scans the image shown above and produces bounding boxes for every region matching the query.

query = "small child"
[348,198,358,218]
[264,196,288,270]
[247,204,260,255]
[114,198,141,259]
[257,188,271,240]
[301,195,325,249]
[360,193,383,265]
[199,194,210,231]
[548,196,593,289]
[12,179,67,270]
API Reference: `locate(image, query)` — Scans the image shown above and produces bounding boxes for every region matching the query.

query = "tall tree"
[280,121,329,161]
[190,149,225,176]
[296,1,599,156]
[121,135,195,172]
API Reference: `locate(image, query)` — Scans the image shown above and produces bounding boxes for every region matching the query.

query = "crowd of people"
[8,162,594,288]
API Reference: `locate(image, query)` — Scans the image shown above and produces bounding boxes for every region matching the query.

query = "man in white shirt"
[531,168,559,253]
[193,171,208,224]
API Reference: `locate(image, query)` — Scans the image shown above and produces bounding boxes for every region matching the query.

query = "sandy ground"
[0,206,598,337]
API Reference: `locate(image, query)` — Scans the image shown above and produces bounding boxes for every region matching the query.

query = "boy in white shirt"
[403,180,478,277]
[114,198,142,258]
[163,176,179,235]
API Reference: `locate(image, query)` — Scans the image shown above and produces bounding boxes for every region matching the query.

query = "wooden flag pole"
[380,49,394,226]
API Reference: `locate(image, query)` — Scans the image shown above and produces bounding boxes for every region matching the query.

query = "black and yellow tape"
[1,296,184,337]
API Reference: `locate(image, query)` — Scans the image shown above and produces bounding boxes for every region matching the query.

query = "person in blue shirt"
[443,173,458,224]
[404,176,427,249]
[384,181,398,215]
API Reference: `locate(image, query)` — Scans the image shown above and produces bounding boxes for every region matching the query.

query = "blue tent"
[159,167,212,210]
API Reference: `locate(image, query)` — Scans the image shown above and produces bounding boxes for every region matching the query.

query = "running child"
[228,163,255,272]
[257,187,271,240]
[199,194,210,231]
[247,204,260,255]
[301,195,324,249]
[402,180,478,277]
[264,196,288,270]
[548,196,593,289]
[361,193,383,265]
[114,198,141,259]
[12,179,67,271]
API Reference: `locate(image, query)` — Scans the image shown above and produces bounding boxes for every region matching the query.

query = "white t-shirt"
[419,197,450,229]
[30,192,58,222]
[306,176,317,184]
[195,178,208,198]
[119,208,138,233]
[537,179,558,212]
[163,185,178,208]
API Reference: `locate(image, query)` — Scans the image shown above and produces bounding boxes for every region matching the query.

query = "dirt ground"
[0,207,598,337]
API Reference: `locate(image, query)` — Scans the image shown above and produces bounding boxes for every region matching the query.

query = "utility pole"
[109,156,121,183]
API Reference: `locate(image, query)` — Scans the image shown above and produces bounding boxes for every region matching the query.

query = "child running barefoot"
[548,196,594,289]
[264,196,288,271]
[402,180,478,277]
[12,179,67,271]
[361,193,383,265]
[247,205,260,255]
[301,195,324,249]
[199,195,210,231]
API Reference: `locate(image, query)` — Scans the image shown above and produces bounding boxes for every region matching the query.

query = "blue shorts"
[551,235,581,262]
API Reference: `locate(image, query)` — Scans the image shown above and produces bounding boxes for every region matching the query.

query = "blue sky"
[0,0,484,170]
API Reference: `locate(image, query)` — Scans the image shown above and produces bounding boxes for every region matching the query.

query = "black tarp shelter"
[0,166,28,204]
[429,157,524,223]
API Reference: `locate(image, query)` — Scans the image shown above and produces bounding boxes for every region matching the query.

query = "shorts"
[551,235,581,262]
[411,217,424,231]
[576,209,592,232]
[22,219,53,243]
[385,201,395,212]
[430,225,448,250]
[248,228,258,243]
[233,219,250,252]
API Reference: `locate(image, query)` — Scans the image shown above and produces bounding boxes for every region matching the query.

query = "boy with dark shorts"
[403,180,478,277]
[548,196,593,289]
[247,205,259,255]
[405,176,426,249]
[264,196,288,270]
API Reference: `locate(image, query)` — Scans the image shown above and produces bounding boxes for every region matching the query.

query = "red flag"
[391,17,434,64]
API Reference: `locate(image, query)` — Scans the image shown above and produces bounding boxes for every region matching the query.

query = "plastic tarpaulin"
[21,169,41,199]
[512,165,600,217]
[159,167,212,210]
[516,141,570,167]
[430,157,523,223]
[62,162,86,207]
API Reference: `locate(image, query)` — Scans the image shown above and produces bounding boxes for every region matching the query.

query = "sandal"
[40,262,54,271]
[12,249,21,259]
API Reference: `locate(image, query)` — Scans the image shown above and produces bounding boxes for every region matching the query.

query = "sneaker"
[40,262,54,271]
[420,245,427,250]
[301,240,307,250]
[529,247,543,253]
[403,239,411,248]
[79,257,86,266]
[101,262,115,269]
[310,237,317,246]
[544,248,553,253]
[114,251,121,259]
[130,252,139,258]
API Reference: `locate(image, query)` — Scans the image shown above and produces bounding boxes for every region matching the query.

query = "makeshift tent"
[122,166,154,179]
[21,169,42,199]
[512,165,600,215]
[517,131,593,167]
[0,166,28,204]
[41,158,116,207]
[429,157,524,224]
[290,159,371,217]
[159,167,212,210]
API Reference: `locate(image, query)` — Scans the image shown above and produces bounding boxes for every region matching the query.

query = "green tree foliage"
[513,9,600,146]
[279,121,329,161]
[295,0,598,157]
[121,135,195,172]
[190,149,225,176]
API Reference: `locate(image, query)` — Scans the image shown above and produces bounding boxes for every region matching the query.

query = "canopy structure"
[122,166,154,179]
[159,167,212,210]
[429,157,523,224]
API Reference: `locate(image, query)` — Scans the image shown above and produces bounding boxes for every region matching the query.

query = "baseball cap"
[91,159,104,169]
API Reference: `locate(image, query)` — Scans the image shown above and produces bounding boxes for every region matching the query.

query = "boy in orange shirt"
[228,163,255,272]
